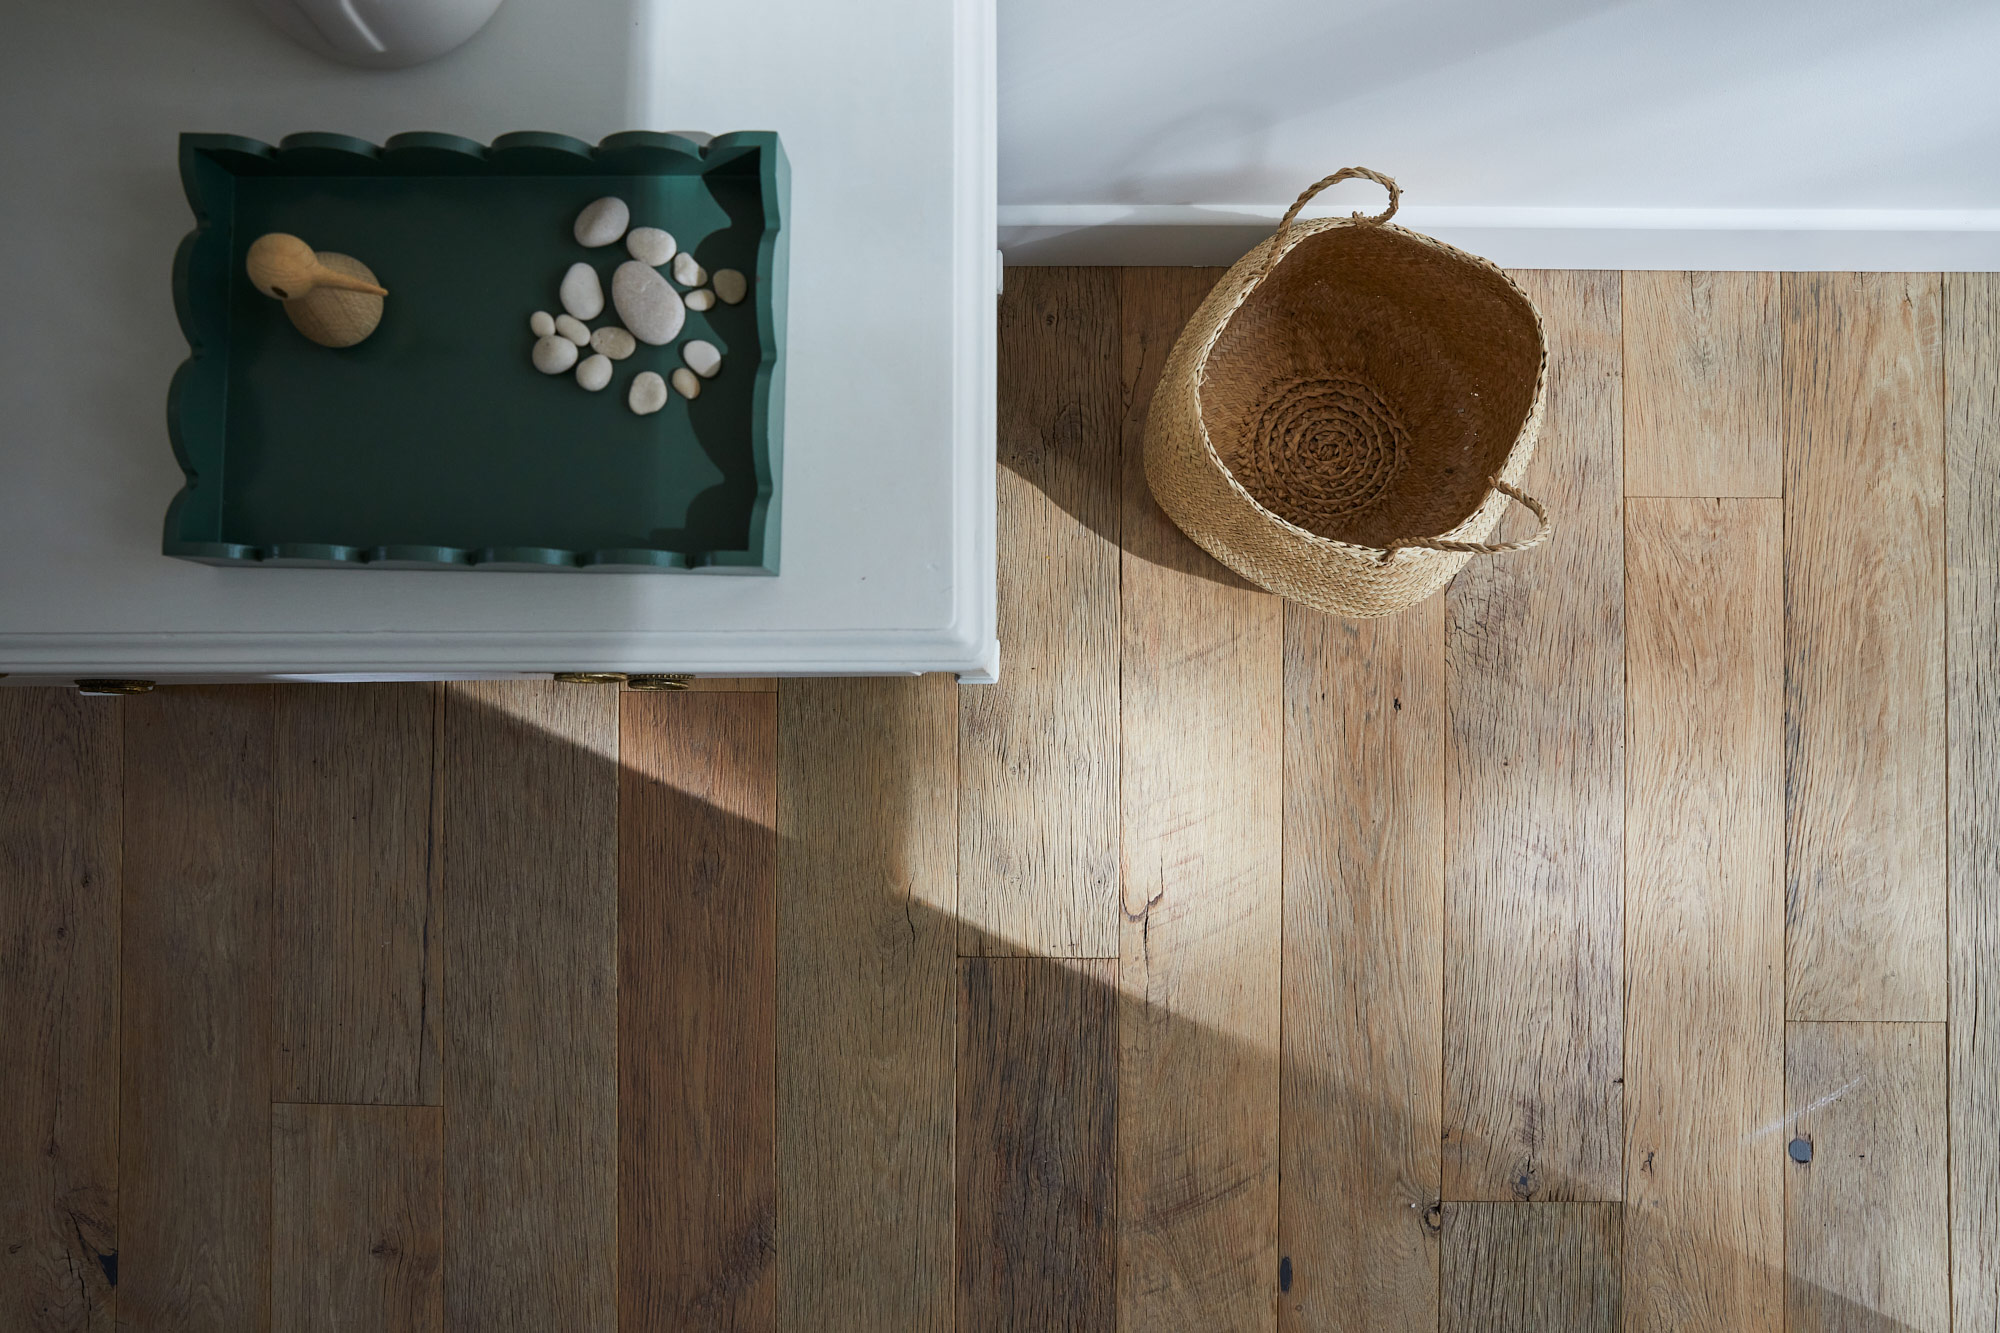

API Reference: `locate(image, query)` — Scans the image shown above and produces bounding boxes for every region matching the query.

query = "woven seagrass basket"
[1143,167,1552,617]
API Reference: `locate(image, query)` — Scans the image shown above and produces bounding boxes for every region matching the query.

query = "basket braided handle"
[1262,167,1401,274]
[1378,478,1551,563]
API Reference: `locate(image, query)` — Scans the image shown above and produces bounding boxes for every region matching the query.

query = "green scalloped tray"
[167,130,787,572]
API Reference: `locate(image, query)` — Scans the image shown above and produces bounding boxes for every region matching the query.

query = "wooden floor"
[3,268,1995,1332]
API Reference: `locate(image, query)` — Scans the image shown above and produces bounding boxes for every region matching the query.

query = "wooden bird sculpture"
[246,232,387,348]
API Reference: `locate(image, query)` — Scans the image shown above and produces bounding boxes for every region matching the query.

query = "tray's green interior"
[167,132,784,571]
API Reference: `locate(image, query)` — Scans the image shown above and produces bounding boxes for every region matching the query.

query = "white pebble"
[574,196,629,247]
[529,310,555,337]
[532,335,578,374]
[671,367,702,400]
[560,262,604,320]
[575,353,613,392]
[682,339,722,379]
[554,314,591,346]
[671,252,706,288]
[712,269,748,304]
[684,288,715,312]
[629,370,668,415]
[611,260,685,345]
[626,227,676,266]
[590,326,636,360]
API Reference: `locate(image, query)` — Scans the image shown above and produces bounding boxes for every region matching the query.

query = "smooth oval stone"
[682,339,722,379]
[529,310,556,337]
[611,261,685,345]
[574,196,629,247]
[590,326,636,360]
[671,252,706,288]
[684,288,715,312]
[712,269,748,304]
[671,367,702,400]
[560,262,604,320]
[629,370,668,415]
[626,227,676,266]
[554,314,591,346]
[532,334,578,374]
[575,353,613,392]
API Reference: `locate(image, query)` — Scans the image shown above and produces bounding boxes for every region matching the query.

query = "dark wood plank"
[777,676,956,1330]
[1117,267,1283,1329]
[0,690,119,1332]
[956,957,1116,1332]
[119,687,273,1331]
[1279,600,1444,1332]
[1783,272,1946,1021]
[272,1103,442,1333]
[1440,1203,1621,1332]
[620,691,777,1331]
[1444,269,1624,1202]
[960,266,1122,959]
[1948,270,2000,1329]
[1623,498,1784,1331]
[273,683,440,1106]
[1785,1022,1948,1332]
[441,681,618,1332]
[1622,270,1780,497]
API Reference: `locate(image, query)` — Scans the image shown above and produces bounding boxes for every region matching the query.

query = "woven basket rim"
[1188,216,1549,561]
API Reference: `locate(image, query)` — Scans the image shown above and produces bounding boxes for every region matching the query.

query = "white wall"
[998,0,2000,266]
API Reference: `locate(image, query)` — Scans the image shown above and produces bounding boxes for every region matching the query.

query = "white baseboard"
[998,205,2000,270]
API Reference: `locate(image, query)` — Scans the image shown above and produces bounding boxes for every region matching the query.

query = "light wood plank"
[442,681,618,1332]
[620,691,777,1331]
[1947,270,2000,1329]
[273,683,440,1106]
[1117,267,1283,1329]
[777,676,956,1331]
[1279,600,1444,1332]
[1444,269,1625,1202]
[1623,497,1784,1331]
[1785,1022,1948,1332]
[119,687,273,1331]
[956,958,1117,1333]
[1623,271,1781,497]
[960,266,1122,958]
[1441,1203,1621,1332]
[0,690,119,1332]
[272,1103,443,1333]
[1783,272,1946,1022]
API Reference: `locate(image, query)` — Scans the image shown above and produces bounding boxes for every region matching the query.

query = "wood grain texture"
[441,681,618,1332]
[1441,1203,1622,1332]
[1623,498,1784,1332]
[960,266,1122,958]
[0,691,119,1332]
[273,683,440,1106]
[1279,601,1444,1332]
[956,958,1117,1332]
[777,676,956,1331]
[1623,271,1781,497]
[1947,271,2000,1329]
[1783,272,1946,1022]
[272,1103,442,1333]
[1118,267,1283,1329]
[1785,1022,1948,1333]
[1444,269,1625,1202]
[620,691,777,1332]
[119,687,272,1331]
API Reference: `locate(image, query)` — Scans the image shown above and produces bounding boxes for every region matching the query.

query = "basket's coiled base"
[1230,375,1411,536]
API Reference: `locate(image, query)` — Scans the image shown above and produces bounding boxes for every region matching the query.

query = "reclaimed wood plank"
[1444,269,1624,1202]
[620,691,777,1331]
[1440,1203,1621,1332]
[960,266,1122,959]
[1783,272,1946,1022]
[1622,271,1780,497]
[441,681,618,1332]
[1278,600,1444,1332]
[0,690,120,1332]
